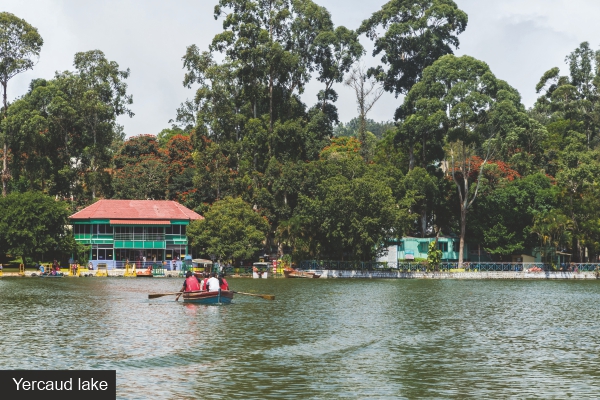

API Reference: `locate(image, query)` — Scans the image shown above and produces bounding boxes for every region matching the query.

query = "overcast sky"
[3,0,600,137]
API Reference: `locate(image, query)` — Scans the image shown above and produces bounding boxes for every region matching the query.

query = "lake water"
[1,277,600,398]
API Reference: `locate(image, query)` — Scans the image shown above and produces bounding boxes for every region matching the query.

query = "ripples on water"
[1,278,600,398]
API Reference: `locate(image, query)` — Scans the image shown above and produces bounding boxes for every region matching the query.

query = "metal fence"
[299,260,600,272]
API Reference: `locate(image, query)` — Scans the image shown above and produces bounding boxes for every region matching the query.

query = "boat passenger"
[206,272,220,292]
[200,272,210,291]
[180,271,201,293]
[218,273,229,291]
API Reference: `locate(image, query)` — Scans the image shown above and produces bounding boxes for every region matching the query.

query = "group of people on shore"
[181,271,229,293]
[37,260,62,275]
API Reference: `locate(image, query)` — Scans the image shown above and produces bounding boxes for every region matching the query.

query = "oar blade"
[148,292,181,299]
[233,291,275,300]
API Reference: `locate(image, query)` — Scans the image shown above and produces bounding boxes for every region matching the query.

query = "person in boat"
[199,272,210,291]
[218,273,229,290]
[206,272,220,292]
[180,271,201,293]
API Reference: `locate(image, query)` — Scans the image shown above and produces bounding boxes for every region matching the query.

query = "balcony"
[114,233,165,241]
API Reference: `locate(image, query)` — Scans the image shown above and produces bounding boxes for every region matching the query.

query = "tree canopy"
[4,5,600,266]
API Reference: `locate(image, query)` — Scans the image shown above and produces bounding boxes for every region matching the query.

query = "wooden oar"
[148,291,182,299]
[233,291,275,300]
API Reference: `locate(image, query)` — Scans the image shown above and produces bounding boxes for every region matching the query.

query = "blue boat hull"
[182,290,233,304]
[39,273,65,278]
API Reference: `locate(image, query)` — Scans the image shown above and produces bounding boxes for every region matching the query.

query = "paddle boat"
[136,266,153,277]
[182,290,234,304]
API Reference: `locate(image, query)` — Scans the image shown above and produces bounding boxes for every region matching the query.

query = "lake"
[1,277,599,398]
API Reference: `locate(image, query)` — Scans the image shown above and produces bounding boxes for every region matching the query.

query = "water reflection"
[1,278,599,398]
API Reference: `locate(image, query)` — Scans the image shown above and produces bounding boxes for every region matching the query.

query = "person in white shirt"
[206,273,220,292]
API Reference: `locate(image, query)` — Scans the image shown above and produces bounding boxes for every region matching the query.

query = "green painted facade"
[72,220,191,267]
[380,237,543,263]
[397,237,467,261]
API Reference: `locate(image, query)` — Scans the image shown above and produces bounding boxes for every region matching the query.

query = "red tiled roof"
[110,220,171,225]
[70,200,203,221]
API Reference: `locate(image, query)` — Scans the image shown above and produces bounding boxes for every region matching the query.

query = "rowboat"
[182,290,234,304]
[284,269,321,278]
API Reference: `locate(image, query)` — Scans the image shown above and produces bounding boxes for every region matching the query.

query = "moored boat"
[283,269,321,278]
[39,273,65,278]
[136,268,153,277]
[182,290,234,304]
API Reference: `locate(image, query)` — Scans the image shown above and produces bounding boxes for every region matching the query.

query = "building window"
[167,225,181,235]
[397,241,404,251]
[91,245,114,260]
[74,225,91,234]
[437,242,448,252]
[97,224,111,234]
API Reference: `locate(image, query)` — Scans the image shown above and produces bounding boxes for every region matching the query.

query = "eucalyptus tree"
[201,0,360,161]
[71,50,133,199]
[211,0,333,135]
[358,0,468,96]
[313,26,363,115]
[535,42,600,148]
[0,12,43,196]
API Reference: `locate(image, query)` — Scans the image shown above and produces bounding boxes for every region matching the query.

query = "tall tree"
[0,12,43,196]
[72,50,133,198]
[535,42,600,148]
[344,63,384,160]
[401,55,526,266]
[358,0,468,96]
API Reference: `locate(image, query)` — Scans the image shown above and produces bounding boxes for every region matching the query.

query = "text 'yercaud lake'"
[1,278,599,398]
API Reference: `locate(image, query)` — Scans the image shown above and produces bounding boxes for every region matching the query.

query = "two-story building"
[70,199,203,268]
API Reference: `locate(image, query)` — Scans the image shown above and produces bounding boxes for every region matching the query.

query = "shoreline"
[2,270,598,279]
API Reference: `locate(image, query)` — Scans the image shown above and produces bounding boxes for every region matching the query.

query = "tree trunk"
[459,204,466,268]
[421,209,426,238]
[2,80,8,197]
[408,142,415,171]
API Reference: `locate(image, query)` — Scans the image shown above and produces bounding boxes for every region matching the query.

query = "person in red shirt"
[218,273,229,290]
[181,271,200,292]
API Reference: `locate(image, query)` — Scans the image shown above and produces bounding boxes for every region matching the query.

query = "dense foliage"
[2,2,600,264]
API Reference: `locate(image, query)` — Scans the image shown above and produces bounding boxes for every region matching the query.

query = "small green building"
[398,237,467,262]
[70,199,203,269]
[379,237,544,263]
